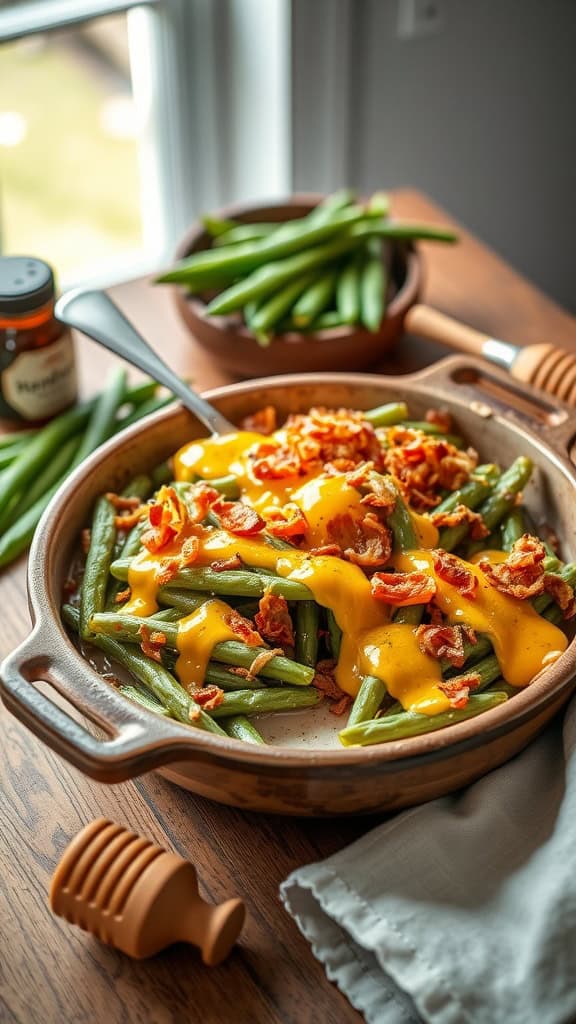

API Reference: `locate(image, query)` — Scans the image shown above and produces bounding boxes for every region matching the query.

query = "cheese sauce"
[123,430,567,712]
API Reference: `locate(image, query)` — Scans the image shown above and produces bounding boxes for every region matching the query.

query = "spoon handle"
[55,289,235,436]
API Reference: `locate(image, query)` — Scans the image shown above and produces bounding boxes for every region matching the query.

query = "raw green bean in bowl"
[159,192,456,377]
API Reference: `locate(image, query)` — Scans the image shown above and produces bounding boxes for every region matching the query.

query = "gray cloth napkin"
[280,699,576,1024]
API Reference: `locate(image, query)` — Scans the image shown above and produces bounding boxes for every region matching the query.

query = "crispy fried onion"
[371,570,437,605]
[383,427,477,510]
[312,659,352,716]
[425,407,453,433]
[432,549,478,599]
[115,586,131,604]
[142,485,190,552]
[479,534,576,617]
[224,609,263,646]
[213,498,265,536]
[138,624,167,663]
[437,672,481,710]
[241,405,277,435]
[430,503,489,540]
[249,407,383,481]
[249,647,284,677]
[210,554,243,572]
[264,502,308,539]
[254,592,294,648]
[106,492,150,530]
[416,624,477,667]
[345,462,398,514]
[326,511,392,568]
[188,685,225,718]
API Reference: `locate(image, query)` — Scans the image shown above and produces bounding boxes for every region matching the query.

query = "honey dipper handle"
[405,303,519,368]
[511,342,576,407]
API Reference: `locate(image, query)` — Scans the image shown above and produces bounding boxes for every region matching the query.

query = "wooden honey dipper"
[49,819,245,965]
[405,304,576,407]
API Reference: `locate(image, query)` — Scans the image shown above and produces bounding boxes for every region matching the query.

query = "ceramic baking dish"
[1,356,575,815]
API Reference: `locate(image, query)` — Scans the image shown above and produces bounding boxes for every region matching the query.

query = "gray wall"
[347,0,576,312]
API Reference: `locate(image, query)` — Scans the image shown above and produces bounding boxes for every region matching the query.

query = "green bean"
[0,434,34,468]
[119,683,170,715]
[62,604,226,734]
[222,715,266,744]
[122,380,159,406]
[250,271,318,340]
[313,188,357,216]
[0,429,36,450]
[209,687,322,718]
[80,497,117,638]
[295,601,319,668]
[213,224,277,248]
[158,588,208,615]
[110,558,313,600]
[160,206,373,286]
[71,368,127,468]
[151,461,172,488]
[107,475,154,605]
[360,237,386,332]
[196,474,240,498]
[204,664,265,690]
[117,393,174,430]
[335,256,362,324]
[465,531,502,559]
[292,269,339,327]
[501,507,527,551]
[363,402,409,427]
[339,693,507,746]
[388,482,419,552]
[433,465,501,516]
[283,310,346,332]
[202,214,238,237]
[0,436,78,535]
[439,457,532,551]
[347,675,387,728]
[89,612,314,686]
[393,605,423,625]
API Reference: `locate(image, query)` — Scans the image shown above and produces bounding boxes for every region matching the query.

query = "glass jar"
[0,256,77,422]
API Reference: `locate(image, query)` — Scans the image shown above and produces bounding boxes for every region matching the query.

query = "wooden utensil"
[50,818,245,963]
[406,304,576,406]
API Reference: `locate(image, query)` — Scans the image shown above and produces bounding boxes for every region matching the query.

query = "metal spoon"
[55,289,236,435]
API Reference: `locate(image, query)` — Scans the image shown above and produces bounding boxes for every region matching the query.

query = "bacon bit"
[213,499,265,537]
[81,528,91,554]
[344,461,375,488]
[138,624,166,663]
[142,486,189,553]
[432,550,478,599]
[371,571,436,606]
[383,428,477,510]
[105,493,142,511]
[224,608,263,646]
[179,535,200,568]
[312,659,352,716]
[211,554,242,572]
[115,586,131,604]
[425,407,453,433]
[249,647,284,677]
[250,407,384,481]
[326,512,392,568]
[254,592,295,648]
[186,483,220,524]
[241,405,277,435]
[156,559,180,586]
[437,672,481,709]
[188,705,201,722]
[228,666,255,680]
[415,624,475,667]
[114,507,148,530]
[543,574,576,619]
[479,534,547,600]
[188,684,225,711]
[265,503,308,539]
[430,503,489,540]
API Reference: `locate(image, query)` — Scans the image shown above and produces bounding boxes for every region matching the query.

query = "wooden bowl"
[2,358,576,815]
[171,194,422,377]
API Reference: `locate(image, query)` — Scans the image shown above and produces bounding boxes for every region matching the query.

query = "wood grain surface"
[1,190,575,1024]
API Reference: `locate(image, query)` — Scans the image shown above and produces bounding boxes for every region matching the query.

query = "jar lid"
[0,257,55,314]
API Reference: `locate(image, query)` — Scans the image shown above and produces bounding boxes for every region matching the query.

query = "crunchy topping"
[106,493,143,511]
[81,528,91,554]
[416,624,476,667]
[249,647,284,677]
[479,535,547,600]
[142,486,189,553]
[543,575,576,619]
[213,499,265,537]
[312,659,352,716]
[254,592,295,648]
[326,511,392,568]
[437,672,481,709]
[115,586,131,604]
[430,503,489,540]
[383,427,477,510]
[188,684,225,711]
[210,554,243,572]
[432,550,478,600]
[224,609,263,646]
[241,405,277,435]
[138,624,167,663]
[371,570,437,606]
[264,503,308,540]
[425,407,453,433]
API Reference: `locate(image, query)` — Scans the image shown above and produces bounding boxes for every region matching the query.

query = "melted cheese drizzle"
[123,430,568,713]
[176,599,239,689]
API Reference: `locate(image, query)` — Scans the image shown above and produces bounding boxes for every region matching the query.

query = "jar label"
[1,333,77,420]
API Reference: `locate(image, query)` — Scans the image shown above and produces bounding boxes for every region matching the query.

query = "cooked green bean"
[363,402,409,427]
[110,558,313,600]
[80,497,117,638]
[439,456,532,551]
[326,609,342,659]
[209,687,322,718]
[295,601,319,668]
[222,715,266,744]
[339,693,507,746]
[501,507,527,551]
[433,465,501,517]
[347,675,387,728]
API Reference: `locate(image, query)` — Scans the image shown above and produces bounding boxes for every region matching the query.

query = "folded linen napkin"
[280,699,576,1024]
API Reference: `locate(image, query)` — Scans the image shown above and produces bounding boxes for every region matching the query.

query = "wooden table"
[2,191,575,1024]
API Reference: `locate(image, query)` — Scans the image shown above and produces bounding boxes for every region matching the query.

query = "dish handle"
[0,626,202,782]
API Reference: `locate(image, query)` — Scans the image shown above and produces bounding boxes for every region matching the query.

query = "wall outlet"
[397,0,445,39]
